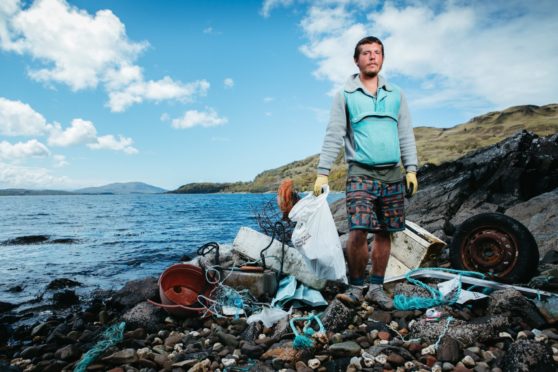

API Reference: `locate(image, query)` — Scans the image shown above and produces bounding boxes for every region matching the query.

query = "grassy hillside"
[173,103,558,193]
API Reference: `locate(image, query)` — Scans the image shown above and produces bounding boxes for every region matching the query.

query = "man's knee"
[348,229,368,245]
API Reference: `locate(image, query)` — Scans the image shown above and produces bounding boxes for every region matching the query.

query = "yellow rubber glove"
[405,172,418,197]
[313,175,328,196]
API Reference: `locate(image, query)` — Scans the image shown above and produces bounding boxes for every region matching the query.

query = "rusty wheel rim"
[459,226,520,279]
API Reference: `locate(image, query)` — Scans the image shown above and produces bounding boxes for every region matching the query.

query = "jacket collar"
[344,73,392,95]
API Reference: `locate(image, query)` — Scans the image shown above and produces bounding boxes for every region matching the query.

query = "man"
[314,36,418,310]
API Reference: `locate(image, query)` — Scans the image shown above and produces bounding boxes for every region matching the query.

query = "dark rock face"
[330,131,558,257]
[108,276,158,310]
[407,131,558,240]
[500,339,557,371]
[122,302,164,333]
[46,278,82,290]
[487,288,547,329]
[320,299,353,333]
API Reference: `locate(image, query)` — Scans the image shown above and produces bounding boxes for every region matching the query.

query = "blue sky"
[1,0,557,190]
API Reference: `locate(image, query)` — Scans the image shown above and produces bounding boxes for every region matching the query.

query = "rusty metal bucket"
[148,263,215,317]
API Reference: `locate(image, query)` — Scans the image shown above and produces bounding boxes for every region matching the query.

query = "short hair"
[353,36,384,60]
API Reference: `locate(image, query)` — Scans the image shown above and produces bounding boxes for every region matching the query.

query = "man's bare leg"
[346,229,369,283]
[365,231,394,310]
[371,231,391,277]
[336,229,368,306]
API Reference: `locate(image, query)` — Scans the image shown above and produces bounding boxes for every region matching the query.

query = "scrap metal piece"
[385,269,556,299]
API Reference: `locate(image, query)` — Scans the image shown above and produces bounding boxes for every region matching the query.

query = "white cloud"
[171,108,228,129]
[203,27,213,34]
[265,112,272,117]
[261,0,294,18]
[108,78,210,112]
[0,96,138,155]
[263,97,275,102]
[53,154,68,167]
[224,78,234,88]
[0,162,73,188]
[0,139,50,159]
[0,97,48,136]
[88,135,138,154]
[296,0,558,108]
[47,118,97,147]
[0,0,211,111]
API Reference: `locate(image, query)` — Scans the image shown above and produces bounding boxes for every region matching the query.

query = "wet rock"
[394,282,433,298]
[122,301,164,333]
[409,315,509,347]
[46,278,82,290]
[0,301,17,313]
[271,317,292,341]
[2,234,50,245]
[8,285,23,293]
[501,339,557,371]
[102,348,138,364]
[261,340,304,362]
[52,290,79,307]
[387,352,406,366]
[321,298,353,333]
[487,289,547,328]
[241,342,266,358]
[108,277,158,310]
[328,341,361,357]
[436,335,462,363]
[216,329,240,348]
[54,344,82,361]
[369,310,392,324]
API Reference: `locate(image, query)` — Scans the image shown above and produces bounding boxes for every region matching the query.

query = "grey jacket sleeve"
[317,91,346,175]
[398,92,418,172]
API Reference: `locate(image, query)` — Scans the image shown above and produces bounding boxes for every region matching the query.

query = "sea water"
[0,193,344,304]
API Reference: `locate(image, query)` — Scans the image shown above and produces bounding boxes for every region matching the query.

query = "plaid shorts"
[346,175,405,232]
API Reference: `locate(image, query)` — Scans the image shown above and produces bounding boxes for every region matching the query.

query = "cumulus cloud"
[88,135,138,154]
[171,108,228,129]
[47,119,97,147]
[0,139,50,159]
[0,96,138,155]
[224,78,234,88]
[108,78,210,112]
[0,0,210,111]
[0,162,73,188]
[263,97,275,103]
[295,0,558,108]
[0,97,48,136]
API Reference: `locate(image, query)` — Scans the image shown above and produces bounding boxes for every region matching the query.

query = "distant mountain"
[172,103,558,193]
[0,189,75,196]
[75,182,166,194]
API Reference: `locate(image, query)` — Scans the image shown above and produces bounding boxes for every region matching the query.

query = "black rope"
[197,242,220,266]
[260,221,287,281]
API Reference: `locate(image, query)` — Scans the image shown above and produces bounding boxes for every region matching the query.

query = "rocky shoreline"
[2,130,558,371]
[1,273,558,372]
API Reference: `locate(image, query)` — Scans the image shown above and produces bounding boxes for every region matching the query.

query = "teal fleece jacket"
[317,74,418,175]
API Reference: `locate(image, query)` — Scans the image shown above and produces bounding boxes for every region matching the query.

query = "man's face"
[355,42,383,77]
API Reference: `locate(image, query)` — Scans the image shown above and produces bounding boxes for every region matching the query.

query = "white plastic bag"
[288,186,347,283]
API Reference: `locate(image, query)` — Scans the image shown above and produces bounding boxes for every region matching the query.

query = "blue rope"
[434,316,454,350]
[74,322,125,372]
[393,268,486,310]
[289,314,326,350]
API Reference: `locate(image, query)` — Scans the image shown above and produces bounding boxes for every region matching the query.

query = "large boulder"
[108,277,158,310]
[500,339,557,371]
[505,188,558,258]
